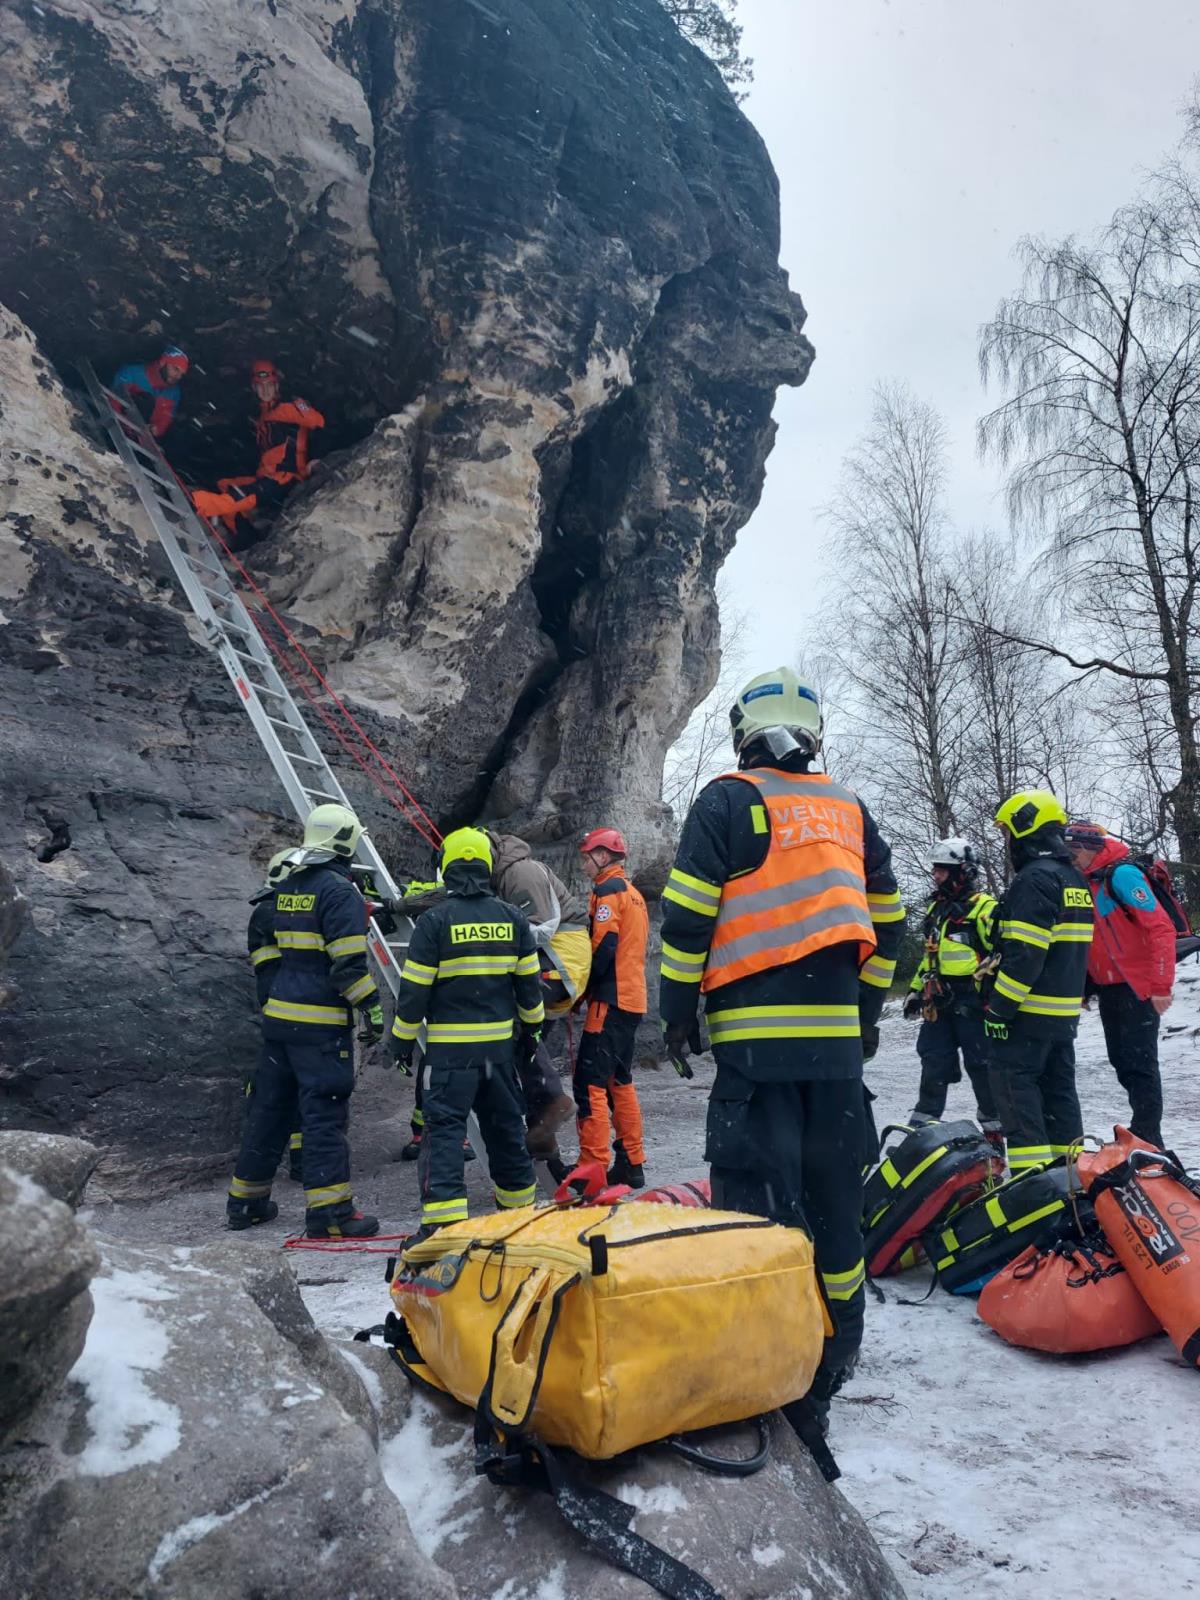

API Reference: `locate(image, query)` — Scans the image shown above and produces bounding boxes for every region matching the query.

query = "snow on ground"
[68,1264,182,1477]
[91,964,1200,1597]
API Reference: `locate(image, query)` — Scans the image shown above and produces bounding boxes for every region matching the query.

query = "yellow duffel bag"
[388,1199,829,1459]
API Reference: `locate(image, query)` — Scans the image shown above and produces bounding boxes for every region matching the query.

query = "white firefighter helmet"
[928,837,980,871]
[302,803,363,858]
[730,667,823,760]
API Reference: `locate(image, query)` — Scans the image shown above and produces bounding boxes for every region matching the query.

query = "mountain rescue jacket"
[585,862,649,1024]
[986,851,1094,1039]
[910,891,997,1001]
[260,859,377,1039]
[112,357,181,438]
[1080,837,1175,999]
[247,894,281,1009]
[254,397,324,484]
[659,759,903,1081]
[391,859,544,1062]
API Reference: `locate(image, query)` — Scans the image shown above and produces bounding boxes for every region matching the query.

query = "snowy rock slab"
[0,1162,99,1444]
[0,1239,457,1600]
[380,1387,906,1600]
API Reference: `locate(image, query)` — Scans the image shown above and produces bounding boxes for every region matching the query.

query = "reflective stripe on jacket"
[261,859,376,1037]
[390,858,544,1061]
[696,770,874,993]
[911,892,996,987]
[988,853,1094,1037]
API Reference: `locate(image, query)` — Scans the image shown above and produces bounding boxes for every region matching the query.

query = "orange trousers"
[574,1003,645,1166]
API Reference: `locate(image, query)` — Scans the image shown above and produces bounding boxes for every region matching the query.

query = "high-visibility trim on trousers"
[229,1175,273,1199]
[305,1181,353,1210]
[495,1182,537,1209]
[421,1196,470,1226]
[1007,1145,1052,1172]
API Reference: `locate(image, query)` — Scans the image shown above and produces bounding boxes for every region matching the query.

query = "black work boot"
[545,1154,571,1185]
[305,1201,380,1239]
[398,1132,422,1162]
[226,1196,279,1231]
[607,1151,645,1190]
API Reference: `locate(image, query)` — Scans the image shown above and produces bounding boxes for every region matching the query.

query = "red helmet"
[580,826,627,857]
[250,358,280,382]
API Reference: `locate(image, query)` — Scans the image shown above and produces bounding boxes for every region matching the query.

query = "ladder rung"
[239,679,289,703]
[207,610,255,639]
[182,550,225,578]
[141,468,179,495]
[264,712,310,737]
[301,787,342,802]
[281,751,325,767]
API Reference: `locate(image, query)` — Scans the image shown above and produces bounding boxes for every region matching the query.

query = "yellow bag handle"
[485,1266,580,1432]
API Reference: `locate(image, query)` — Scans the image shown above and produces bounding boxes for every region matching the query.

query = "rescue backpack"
[1076,1127,1200,1368]
[1102,853,1191,935]
[977,1229,1163,1354]
[922,1160,1093,1295]
[862,1121,1002,1277]
[379,1200,832,1600]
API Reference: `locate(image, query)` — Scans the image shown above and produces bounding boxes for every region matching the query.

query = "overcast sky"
[722,0,1200,670]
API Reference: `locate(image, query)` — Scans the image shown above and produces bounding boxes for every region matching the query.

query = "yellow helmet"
[440,826,493,873]
[302,802,363,857]
[994,790,1068,840]
[730,667,822,758]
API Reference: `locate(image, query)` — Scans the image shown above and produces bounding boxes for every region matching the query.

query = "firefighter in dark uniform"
[985,790,1094,1173]
[902,838,1002,1141]
[246,849,305,1181]
[389,828,541,1235]
[227,804,382,1238]
[658,668,904,1447]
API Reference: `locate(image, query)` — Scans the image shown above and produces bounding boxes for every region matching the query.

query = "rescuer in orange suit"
[576,827,649,1188]
[193,359,325,550]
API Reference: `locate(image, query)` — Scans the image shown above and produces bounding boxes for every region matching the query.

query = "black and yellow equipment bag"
[921,1159,1093,1295]
[378,1201,832,1600]
[863,1120,1002,1277]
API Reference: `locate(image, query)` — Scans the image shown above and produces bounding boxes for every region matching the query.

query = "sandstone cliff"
[0,0,812,1180]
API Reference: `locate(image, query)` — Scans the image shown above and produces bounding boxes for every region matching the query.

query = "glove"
[662,1020,698,1079]
[983,1015,1009,1042]
[860,1021,880,1062]
[517,1029,541,1068]
[902,992,923,1021]
[389,1038,415,1076]
[358,1003,384,1044]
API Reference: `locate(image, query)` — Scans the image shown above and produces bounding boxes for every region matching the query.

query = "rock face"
[0,1235,457,1600]
[0,0,812,1179]
[0,1130,100,1208]
[0,1161,99,1445]
[381,1386,907,1599]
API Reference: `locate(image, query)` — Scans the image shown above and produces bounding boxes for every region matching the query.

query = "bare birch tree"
[818,384,969,878]
[979,200,1200,905]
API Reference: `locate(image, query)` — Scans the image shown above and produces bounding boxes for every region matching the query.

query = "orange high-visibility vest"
[701,770,876,993]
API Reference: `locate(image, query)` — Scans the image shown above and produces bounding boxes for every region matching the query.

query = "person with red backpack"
[1064,821,1176,1148]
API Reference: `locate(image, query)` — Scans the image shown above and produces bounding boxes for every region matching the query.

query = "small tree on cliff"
[659,1,753,95]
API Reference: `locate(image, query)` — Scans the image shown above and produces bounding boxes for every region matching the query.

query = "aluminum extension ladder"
[78,362,413,995]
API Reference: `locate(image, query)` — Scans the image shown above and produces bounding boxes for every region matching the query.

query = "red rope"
[257,614,442,850]
[207,524,442,844]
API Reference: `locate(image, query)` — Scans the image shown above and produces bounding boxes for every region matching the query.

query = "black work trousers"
[418,1054,536,1226]
[705,1064,866,1394]
[411,1031,567,1133]
[988,1030,1082,1174]
[234,1030,355,1216]
[1097,983,1164,1147]
[914,1008,996,1122]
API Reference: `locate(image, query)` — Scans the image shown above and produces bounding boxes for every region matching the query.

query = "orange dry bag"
[977,1233,1163,1354]
[1075,1127,1200,1369]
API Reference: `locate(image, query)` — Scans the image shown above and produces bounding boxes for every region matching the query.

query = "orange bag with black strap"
[977,1231,1162,1353]
[1076,1127,1200,1369]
